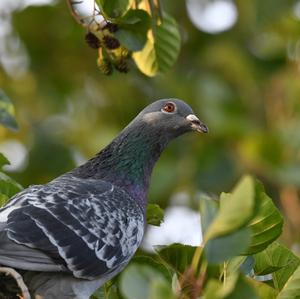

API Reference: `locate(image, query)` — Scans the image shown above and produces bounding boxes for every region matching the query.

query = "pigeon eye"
[162,103,175,113]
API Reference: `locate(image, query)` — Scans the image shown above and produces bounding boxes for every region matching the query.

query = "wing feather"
[0,175,144,280]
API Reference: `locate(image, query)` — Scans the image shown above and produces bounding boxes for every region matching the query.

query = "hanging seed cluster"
[85,22,130,75]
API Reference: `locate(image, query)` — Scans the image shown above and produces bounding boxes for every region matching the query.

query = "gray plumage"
[0,98,208,298]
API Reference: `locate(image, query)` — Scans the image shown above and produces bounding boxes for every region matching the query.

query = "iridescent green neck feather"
[72,120,169,207]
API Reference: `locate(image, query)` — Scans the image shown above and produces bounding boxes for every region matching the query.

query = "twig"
[66,0,107,30]
[148,0,156,18]
[0,267,31,299]
[191,246,202,272]
[66,0,86,26]
[154,0,163,22]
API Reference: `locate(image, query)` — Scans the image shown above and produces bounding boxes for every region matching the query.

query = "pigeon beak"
[186,114,209,133]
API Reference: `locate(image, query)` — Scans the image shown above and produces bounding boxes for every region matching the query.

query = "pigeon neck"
[73,122,169,208]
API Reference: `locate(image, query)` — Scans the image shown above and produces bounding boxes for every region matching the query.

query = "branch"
[0,267,31,299]
[66,0,107,30]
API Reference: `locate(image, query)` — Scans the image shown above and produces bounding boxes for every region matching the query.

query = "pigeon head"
[73,98,208,206]
[135,99,208,139]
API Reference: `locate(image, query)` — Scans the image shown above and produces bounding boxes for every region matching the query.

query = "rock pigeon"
[0,99,208,299]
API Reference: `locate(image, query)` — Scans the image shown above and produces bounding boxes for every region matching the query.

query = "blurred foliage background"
[1,0,300,252]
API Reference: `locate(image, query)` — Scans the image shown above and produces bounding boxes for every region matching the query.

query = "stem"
[199,259,207,277]
[148,0,157,19]
[0,267,31,299]
[148,0,158,36]
[134,0,139,9]
[196,260,207,297]
[191,246,202,273]
[93,0,96,19]
[155,0,164,22]
[223,261,228,286]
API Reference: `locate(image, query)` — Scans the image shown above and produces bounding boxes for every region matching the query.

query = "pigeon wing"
[0,176,145,280]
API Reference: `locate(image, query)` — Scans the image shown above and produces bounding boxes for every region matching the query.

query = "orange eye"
[163,102,175,113]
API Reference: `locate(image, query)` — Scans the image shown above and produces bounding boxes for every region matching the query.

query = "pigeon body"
[0,99,208,298]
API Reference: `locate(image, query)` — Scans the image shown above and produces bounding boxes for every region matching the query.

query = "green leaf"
[0,153,10,169]
[131,255,171,281]
[199,196,218,235]
[253,242,300,289]
[205,227,251,264]
[149,279,174,299]
[203,274,258,299]
[271,251,300,291]
[146,203,164,226]
[277,265,300,299]
[0,90,18,131]
[205,175,256,241]
[120,263,174,299]
[0,194,8,207]
[246,278,278,299]
[244,181,283,254]
[91,287,105,299]
[105,285,121,299]
[203,279,223,299]
[99,0,131,18]
[116,9,151,51]
[254,244,288,276]
[226,256,248,276]
[156,243,198,274]
[133,14,181,76]
[120,264,154,299]
[226,256,254,277]
[91,284,121,299]
[0,172,23,204]
[226,275,258,299]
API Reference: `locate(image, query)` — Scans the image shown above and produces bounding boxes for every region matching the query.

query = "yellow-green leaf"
[133,15,181,76]
[205,175,256,241]
[277,265,300,299]
[247,278,278,299]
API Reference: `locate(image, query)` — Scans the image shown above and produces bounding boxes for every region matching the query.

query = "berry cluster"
[85,22,130,75]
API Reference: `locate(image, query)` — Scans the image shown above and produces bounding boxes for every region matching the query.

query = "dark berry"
[114,59,129,73]
[103,35,120,50]
[103,22,119,33]
[97,58,113,75]
[85,32,101,49]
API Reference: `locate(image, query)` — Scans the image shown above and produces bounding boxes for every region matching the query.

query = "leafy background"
[1,0,300,298]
